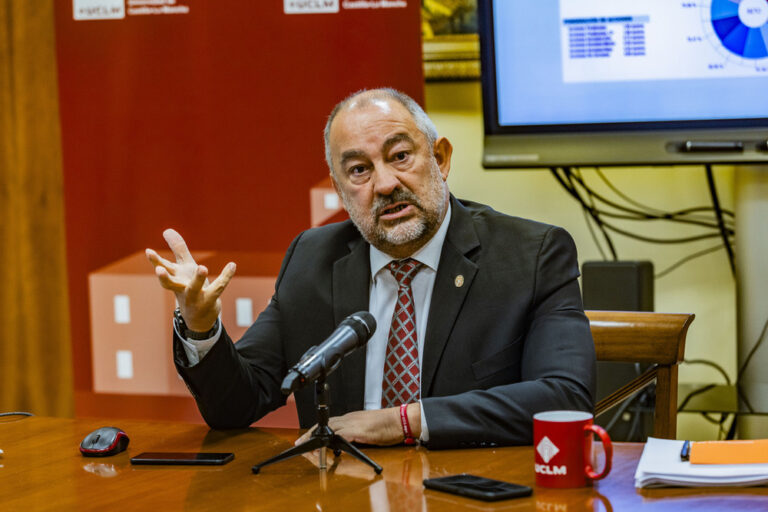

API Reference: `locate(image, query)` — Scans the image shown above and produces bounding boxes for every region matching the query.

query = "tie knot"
[388,258,423,287]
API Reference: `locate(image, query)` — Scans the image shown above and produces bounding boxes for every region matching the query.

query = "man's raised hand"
[146,228,236,332]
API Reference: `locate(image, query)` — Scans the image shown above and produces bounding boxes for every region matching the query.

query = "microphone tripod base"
[251,426,382,474]
[252,378,382,475]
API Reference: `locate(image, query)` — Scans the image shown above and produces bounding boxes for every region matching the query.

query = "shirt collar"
[369,202,452,278]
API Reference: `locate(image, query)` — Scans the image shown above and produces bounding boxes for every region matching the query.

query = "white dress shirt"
[364,204,451,441]
[179,204,452,442]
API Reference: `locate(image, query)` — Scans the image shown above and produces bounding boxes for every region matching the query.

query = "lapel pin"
[455,275,464,288]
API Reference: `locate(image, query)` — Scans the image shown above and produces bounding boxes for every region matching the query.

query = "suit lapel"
[421,197,480,395]
[333,236,370,412]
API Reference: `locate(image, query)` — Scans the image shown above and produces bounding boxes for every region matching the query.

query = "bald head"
[323,88,438,176]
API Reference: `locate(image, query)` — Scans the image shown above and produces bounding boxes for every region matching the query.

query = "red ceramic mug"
[533,410,612,488]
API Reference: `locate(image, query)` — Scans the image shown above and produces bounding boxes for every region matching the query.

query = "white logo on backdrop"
[536,436,560,464]
[73,0,125,20]
[284,0,406,13]
[284,0,340,14]
[342,1,407,8]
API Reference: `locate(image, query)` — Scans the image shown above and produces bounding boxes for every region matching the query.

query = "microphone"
[281,311,376,394]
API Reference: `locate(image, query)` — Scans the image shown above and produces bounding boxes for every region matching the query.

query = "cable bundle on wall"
[550,165,745,439]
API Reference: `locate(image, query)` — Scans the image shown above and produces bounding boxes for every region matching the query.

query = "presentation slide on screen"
[560,0,768,82]
[492,0,768,126]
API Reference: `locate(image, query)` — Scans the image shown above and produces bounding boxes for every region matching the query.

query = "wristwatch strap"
[174,307,219,340]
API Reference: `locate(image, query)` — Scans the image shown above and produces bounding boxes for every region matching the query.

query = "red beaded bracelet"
[399,403,417,445]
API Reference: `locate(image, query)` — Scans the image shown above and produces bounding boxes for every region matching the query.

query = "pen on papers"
[680,440,691,461]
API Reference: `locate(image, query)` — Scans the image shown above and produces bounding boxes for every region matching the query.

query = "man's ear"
[329,173,347,206]
[433,137,453,181]
[330,172,341,195]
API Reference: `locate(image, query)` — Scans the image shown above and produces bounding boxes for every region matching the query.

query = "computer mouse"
[79,427,130,457]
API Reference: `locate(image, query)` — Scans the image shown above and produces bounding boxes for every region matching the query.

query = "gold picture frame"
[422,0,480,81]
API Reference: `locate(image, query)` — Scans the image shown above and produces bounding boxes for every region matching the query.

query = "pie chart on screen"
[711,0,768,58]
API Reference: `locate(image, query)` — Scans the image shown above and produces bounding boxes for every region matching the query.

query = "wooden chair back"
[587,310,695,439]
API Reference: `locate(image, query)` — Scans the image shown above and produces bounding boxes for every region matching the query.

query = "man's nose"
[372,164,400,196]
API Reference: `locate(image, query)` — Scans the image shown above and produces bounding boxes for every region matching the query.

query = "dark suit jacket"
[174,196,595,449]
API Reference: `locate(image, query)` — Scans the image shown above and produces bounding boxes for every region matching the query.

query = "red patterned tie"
[381,258,423,409]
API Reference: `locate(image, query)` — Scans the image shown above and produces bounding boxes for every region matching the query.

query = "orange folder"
[690,440,768,464]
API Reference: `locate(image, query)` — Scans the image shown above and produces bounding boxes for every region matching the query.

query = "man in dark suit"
[146,89,595,449]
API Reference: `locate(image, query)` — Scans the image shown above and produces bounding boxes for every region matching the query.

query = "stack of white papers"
[635,437,768,488]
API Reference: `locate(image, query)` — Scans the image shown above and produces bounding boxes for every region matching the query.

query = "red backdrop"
[54,0,424,420]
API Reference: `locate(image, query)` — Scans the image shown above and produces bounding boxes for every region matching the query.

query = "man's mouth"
[378,202,414,221]
[385,204,408,214]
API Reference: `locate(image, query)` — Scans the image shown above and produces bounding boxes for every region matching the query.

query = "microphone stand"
[251,377,383,475]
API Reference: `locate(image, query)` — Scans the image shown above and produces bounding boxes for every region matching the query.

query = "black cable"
[705,165,736,276]
[737,384,756,415]
[682,359,732,385]
[660,205,734,220]
[700,412,730,440]
[677,358,733,428]
[601,364,656,441]
[604,390,639,432]
[701,412,729,427]
[574,168,732,221]
[595,218,725,244]
[594,167,672,214]
[594,167,735,222]
[573,168,612,260]
[654,244,726,279]
[586,208,734,232]
[677,383,716,412]
[701,412,728,424]
[582,207,608,261]
[564,169,732,241]
[0,412,33,418]
[557,167,727,248]
[681,359,732,437]
[659,205,734,219]
[727,310,763,417]
[736,315,768,388]
[551,167,618,259]
[550,167,576,196]
[577,199,735,230]
[567,170,735,232]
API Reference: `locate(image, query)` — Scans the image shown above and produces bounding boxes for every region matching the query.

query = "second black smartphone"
[423,474,532,501]
[130,452,234,465]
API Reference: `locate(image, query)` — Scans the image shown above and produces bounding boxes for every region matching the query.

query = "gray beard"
[341,171,447,255]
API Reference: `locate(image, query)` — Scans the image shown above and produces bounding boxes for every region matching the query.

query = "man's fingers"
[145,248,177,275]
[208,262,237,295]
[162,228,194,264]
[154,266,186,292]
[186,265,208,297]
[327,418,353,440]
[295,425,318,446]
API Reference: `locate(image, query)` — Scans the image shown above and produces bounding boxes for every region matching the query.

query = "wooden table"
[1,416,766,511]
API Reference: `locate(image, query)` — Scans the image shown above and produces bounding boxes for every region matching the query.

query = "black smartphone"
[423,474,532,502]
[130,452,234,466]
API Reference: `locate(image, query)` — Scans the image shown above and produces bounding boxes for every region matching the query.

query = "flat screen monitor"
[479,0,768,168]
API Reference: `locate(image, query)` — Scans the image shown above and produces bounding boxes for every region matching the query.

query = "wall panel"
[0,0,73,417]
